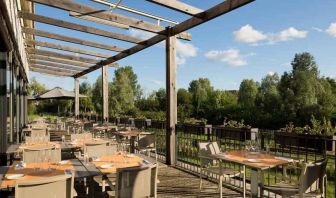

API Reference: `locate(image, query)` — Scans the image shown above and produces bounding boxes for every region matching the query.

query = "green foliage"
[238,79,259,108]
[27,77,47,96]
[188,78,213,117]
[29,53,336,135]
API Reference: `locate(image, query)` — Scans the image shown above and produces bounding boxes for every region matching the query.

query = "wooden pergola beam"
[27,0,192,40]
[28,54,92,68]
[74,0,255,78]
[30,64,80,74]
[29,60,83,72]
[30,66,74,76]
[20,12,141,44]
[91,0,178,25]
[69,11,129,30]
[147,0,203,16]
[28,54,118,68]
[26,40,112,58]
[23,27,125,52]
[27,48,100,64]
[30,67,87,79]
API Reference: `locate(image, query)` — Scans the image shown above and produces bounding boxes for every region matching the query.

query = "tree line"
[28,52,336,133]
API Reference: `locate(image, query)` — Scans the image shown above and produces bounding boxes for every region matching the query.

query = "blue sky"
[30,0,336,95]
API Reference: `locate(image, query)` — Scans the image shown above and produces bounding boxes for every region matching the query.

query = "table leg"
[260,170,264,197]
[130,136,135,153]
[243,165,246,198]
[251,168,259,198]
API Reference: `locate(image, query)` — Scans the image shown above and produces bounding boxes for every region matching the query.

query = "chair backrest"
[107,142,118,155]
[116,163,157,198]
[137,133,155,149]
[84,142,108,158]
[198,142,219,167]
[298,158,328,194]
[23,146,61,163]
[15,173,74,198]
[71,133,92,141]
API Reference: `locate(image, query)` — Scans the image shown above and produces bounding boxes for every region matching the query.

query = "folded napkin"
[274,156,294,162]
[143,160,151,164]
[15,162,26,170]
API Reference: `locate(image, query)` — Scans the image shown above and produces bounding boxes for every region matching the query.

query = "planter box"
[213,126,255,142]
[134,118,151,129]
[275,132,335,152]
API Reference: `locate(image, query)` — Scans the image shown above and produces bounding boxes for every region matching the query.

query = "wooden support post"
[19,78,24,140]
[0,52,8,158]
[102,65,108,123]
[24,83,28,126]
[15,66,20,144]
[75,78,79,119]
[166,28,177,165]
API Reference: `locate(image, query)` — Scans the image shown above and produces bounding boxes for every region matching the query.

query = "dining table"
[81,153,154,190]
[113,130,142,153]
[0,159,99,190]
[212,150,301,198]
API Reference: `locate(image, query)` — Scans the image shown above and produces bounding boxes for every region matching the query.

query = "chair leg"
[219,176,223,198]
[199,173,202,191]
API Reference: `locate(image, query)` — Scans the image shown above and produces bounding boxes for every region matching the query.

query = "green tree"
[91,76,103,113]
[110,66,141,116]
[79,81,94,113]
[188,78,213,117]
[177,88,193,121]
[238,79,258,108]
[27,78,47,96]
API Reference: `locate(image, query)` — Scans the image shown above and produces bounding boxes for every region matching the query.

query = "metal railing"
[77,114,335,197]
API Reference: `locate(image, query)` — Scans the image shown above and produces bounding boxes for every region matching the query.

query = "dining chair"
[262,158,328,198]
[198,142,243,198]
[84,142,108,158]
[116,134,130,152]
[22,146,61,163]
[15,173,75,198]
[107,163,158,198]
[135,133,157,161]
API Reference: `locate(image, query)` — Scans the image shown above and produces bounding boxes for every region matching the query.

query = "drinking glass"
[84,153,89,165]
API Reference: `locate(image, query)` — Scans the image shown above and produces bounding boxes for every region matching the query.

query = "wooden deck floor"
[157,166,243,198]
[0,163,244,198]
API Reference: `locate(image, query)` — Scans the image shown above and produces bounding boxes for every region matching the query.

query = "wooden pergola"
[19,0,254,165]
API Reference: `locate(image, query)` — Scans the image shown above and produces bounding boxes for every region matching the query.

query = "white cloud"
[129,28,198,65]
[204,49,247,66]
[269,27,308,43]
[234,25,308,45]
[281,62,291,67]
[267,71,275,76]
[233,24,267,44]
[326,22,336,37]
[129,28,155,39]
[176,40,198,65]
[312,27,323,32]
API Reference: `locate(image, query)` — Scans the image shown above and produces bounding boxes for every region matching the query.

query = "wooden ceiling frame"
[27,48,101,64]
[26,0,192,40]
[23,27,125,52]
[19,12,141,44]
[26,40,112,58]
[146,0,203,16]
[29,59,84,72]
[30,67,88,79]
[73,0,255,77]
[28,54,118,68]
[69,11,130,30]
[22,0,254,78]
